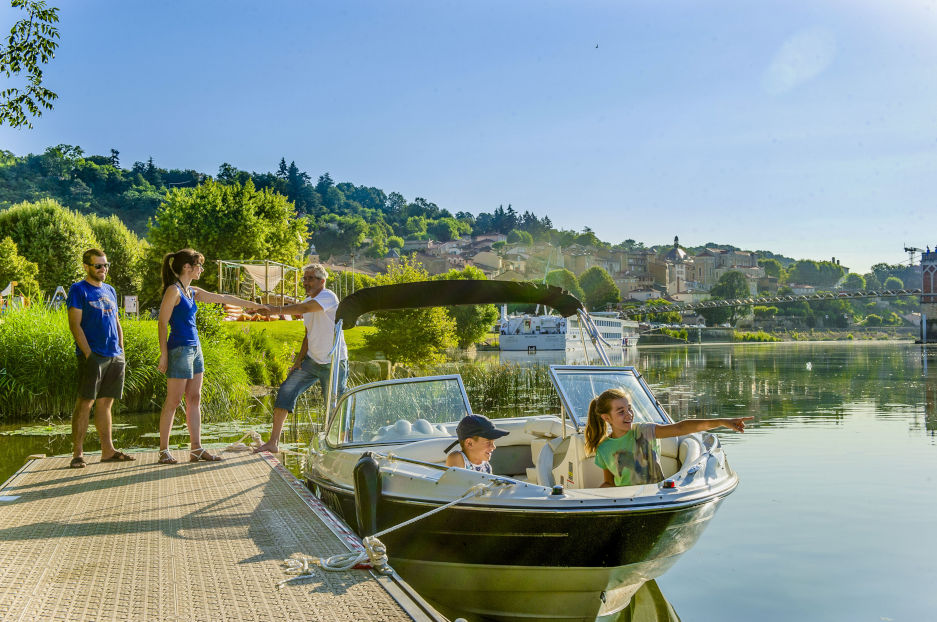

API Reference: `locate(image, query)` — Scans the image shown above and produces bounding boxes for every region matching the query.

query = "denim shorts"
[77,352,125,400]
[167,345,204,379]
[274,358,347,412]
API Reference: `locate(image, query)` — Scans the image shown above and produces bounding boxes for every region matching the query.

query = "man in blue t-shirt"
[66,249,134,468]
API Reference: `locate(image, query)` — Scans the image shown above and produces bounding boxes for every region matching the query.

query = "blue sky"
[3,0,937,274]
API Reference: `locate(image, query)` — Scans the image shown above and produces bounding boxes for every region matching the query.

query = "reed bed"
[0,306,252,421]
[394,361,560,418]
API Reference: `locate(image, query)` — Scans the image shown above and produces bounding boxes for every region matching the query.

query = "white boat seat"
[535,431,700,489]
[371,419,452,442]
[385,437,457,464]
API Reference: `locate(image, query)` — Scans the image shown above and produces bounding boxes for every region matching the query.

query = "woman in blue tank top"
[156,249,264,464]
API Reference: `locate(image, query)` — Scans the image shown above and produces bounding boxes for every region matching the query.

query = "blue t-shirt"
[66,280,122,357]
[167,284,199,349]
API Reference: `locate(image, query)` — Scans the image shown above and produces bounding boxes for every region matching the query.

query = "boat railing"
[575,310,612,365]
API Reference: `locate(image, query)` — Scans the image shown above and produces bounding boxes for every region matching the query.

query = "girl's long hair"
[161,248,204,294]
[584,387,630,455]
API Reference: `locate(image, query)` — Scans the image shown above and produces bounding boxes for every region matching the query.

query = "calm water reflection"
[2,342,936,620]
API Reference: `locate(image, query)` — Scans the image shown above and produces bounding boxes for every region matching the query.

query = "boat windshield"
[326,375,471,446]
[548,366,668,430]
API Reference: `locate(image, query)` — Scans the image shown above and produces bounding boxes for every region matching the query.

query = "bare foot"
[253,442,279,454]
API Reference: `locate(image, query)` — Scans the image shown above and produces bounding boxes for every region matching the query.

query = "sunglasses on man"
[86,262,110,269]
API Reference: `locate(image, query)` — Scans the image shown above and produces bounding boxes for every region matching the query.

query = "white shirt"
[302,288,347,364]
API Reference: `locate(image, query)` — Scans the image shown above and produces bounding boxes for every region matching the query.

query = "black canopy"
[335,280,584,327]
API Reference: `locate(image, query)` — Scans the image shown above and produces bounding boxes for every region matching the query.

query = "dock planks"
[0,451,444,621]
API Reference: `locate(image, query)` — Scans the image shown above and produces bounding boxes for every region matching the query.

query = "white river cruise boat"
[500,311,639,351]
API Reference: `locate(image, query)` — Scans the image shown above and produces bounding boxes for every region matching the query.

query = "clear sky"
[3,0,936,274]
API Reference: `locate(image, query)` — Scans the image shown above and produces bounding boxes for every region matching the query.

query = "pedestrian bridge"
[619,289,922,317]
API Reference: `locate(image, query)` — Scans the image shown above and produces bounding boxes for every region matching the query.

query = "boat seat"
[534,431,695,489]
[385,437,457,464]
[370,419,452,442]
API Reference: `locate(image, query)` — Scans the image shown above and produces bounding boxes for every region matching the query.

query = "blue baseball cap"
[444,414,509,453]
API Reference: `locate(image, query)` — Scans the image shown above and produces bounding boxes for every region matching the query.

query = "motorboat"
[305,281,739,620]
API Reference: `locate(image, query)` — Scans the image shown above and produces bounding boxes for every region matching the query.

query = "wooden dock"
[0,450,446,621]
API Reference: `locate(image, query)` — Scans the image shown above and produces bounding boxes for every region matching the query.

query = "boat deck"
[0,451,443,621]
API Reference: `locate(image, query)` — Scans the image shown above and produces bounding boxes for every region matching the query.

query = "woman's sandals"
[158,449,178,465]
[189,448,223,462]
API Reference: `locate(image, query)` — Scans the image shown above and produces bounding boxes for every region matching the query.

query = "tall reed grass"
[393,361,560,418]
[0,306,252,421]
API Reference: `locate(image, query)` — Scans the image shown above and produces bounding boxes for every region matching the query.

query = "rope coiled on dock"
[277,481,507,586]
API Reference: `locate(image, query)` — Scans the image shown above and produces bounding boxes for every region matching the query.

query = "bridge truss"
[618,289,922,318]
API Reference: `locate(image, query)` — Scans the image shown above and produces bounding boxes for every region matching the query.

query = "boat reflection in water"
[430,578,681,622]
[602,580,681,622]
[496,344,639,367]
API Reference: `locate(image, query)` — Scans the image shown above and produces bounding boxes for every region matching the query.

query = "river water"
[2,341,935,620]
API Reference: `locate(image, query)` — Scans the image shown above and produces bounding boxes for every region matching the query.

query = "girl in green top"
[584,388,753,487]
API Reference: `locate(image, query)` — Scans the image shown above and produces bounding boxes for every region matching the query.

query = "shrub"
[733,330,782,342]
[0,199,98,292]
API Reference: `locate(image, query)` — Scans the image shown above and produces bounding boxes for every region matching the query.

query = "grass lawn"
[220,320,379,360]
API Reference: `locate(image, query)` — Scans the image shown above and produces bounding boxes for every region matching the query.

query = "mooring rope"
[277,480,510,586]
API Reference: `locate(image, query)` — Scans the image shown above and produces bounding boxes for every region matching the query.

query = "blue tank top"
[167,284,199,349]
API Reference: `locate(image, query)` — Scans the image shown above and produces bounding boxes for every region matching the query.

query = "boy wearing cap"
[444,414,509,474]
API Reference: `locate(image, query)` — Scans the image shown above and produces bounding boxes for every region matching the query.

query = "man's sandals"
[69,456,86,469]
[189,448,223,462]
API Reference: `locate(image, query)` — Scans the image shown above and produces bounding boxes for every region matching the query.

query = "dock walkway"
[0,451,444,621]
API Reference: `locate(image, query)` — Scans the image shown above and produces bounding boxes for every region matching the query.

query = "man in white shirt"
[254,263,348,453]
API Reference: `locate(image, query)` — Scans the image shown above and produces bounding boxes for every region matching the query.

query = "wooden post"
[217,260,222,294]
[265,260,270,305]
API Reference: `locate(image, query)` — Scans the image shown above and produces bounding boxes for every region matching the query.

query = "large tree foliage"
[544,268,585,301]
[0,0,59,129]
[87,214,147,297]
[434,265,500,348]
[842,273,865,291]
[365,258,457,364]
[0,198,96,291]
[699,270,751,325]
[0,235,39,298]
[146,179,307,303]
[787,259,845,288]
[578,266,620,311]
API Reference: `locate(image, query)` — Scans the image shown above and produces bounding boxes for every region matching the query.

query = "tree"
[0,198,97,291]
[579,266,620,311]
[87,214,148,296]
[699,270,751,325]
[864,313,883,327]
[506,229,534,246]
[146,179,307,304]
[758,258,785,280]
[435,265,500,348]
[365,257,457,364]
[787,259,845,288]
[0,235,40,299]
[544,268,585,301]
[842,273,865,291]
[884,276,904,290]
[428,217,462,242]
[631,298,681,323]
[752,305,778,319]
[387,236,404,250]
[0,0,59,129]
